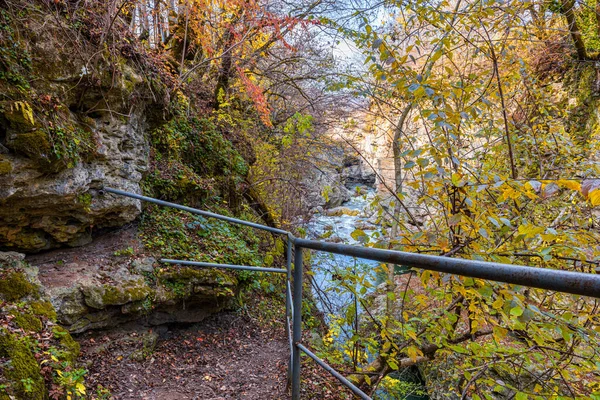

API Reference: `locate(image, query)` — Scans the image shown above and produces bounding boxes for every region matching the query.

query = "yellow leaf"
[500,187,520,200]
[589,189,600,207]
[407,346,422,362]
[492,297,504,310]
[557,179,581,191]
[493,326,508,340]
[517,224,544,238]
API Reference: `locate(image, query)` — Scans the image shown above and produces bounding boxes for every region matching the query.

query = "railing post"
[292,243,303,400]
[286,233,293,386]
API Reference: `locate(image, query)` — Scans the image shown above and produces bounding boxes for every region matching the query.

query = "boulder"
[30,230,238,333]
[341,156,376,188]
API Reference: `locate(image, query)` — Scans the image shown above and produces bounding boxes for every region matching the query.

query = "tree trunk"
[214,31,234,109]
[596,0,600,39]
[242,181,279,228]
[387,103,413,322]
[561,0,588,60]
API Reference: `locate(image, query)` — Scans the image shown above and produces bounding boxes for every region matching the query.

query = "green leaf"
[510,306,524,317]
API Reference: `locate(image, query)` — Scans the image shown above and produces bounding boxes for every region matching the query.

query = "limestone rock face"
[0,14,168,252]
[0,115,149,252]
[302,147,352,210]
[40,258,236,334]
[28,229,237,333]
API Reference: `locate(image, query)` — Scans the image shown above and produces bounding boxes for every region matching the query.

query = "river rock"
[324,207,361,217]
[301,146,352,209]
[341,156,376,187]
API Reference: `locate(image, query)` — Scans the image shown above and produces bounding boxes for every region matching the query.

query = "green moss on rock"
[29,301,57,321]
[52,326,80,363]
[11,130,51,161]
[82,281,152,309]
[157,267,237,300]
[11,312,43,332]
[0,329,45,400]
[0,159,12,175]
[158,266,235,286]
[0,271,37,302]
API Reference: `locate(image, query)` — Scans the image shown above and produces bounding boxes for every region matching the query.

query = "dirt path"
[78,313,290,399]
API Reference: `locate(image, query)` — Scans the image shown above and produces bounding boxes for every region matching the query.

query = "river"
[305,186,428,400]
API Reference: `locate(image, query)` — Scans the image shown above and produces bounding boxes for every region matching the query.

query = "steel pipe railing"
[103,186,600,400]
[296,343,371,400]
[294,238,600,299]
[291,244,303,400]
[285,233,293,386]
[160,259,286,274]
[103,187,289,235]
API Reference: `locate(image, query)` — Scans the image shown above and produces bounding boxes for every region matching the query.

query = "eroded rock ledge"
[25,229,237,334]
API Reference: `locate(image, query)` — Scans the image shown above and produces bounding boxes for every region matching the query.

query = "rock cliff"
[0,10,168,252]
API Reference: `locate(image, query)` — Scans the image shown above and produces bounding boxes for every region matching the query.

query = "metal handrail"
[161,259,287,274]
[296,343,370,400]
[103,187,289,235]
[294,238,600,299]
[103,187,600,400]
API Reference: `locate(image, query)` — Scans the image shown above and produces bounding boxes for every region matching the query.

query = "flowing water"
[305,186,428,399]
[306,186,379,321]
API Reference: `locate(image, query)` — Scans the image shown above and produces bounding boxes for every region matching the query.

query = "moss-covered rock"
[82,280,152,309]
[0,158,12,175]
[157,266,237,300]
[10,130,52,161]
[29,300,58,321]
[0,329,45,400]
[11,311,43,332]
[52,326,80,363]
[0,271,37,302]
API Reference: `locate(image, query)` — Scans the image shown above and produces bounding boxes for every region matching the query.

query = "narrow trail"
[78,313,290,399]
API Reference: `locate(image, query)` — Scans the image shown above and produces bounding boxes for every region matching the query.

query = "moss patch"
[157,266,237,299]
[0,271,37,302]
[82,281,152,309]
[52,326,80,363]
[29,301,57,321]
[11,130,52,161]
[0,329,45,400]
[11,312,42,332]
[0,159,12,175]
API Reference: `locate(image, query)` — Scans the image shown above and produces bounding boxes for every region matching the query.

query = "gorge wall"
[0,3,265,339]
